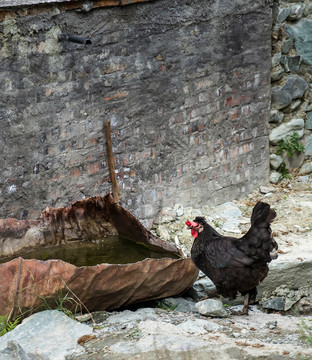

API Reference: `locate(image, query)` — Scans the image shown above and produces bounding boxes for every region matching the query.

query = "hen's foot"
[230,293,250,315]
[230,307,249,316]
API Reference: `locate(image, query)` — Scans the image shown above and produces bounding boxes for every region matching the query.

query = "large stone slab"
[0,310,93,360]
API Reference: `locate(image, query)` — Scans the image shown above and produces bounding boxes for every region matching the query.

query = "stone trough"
[0,194,198,317]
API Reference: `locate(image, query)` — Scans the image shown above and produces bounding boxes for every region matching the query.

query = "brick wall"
[0,0,273,227]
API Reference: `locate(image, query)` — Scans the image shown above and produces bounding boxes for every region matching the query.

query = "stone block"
[270,154,283,170]
[280,55,302,72]
[271,75,308,110]
[270,171,281,184]
[286,19,312,67]
[305,136,312,156]
[288,5,304,21]
[299,162,312,175]
[306,112,312,130]
[282,151,305,171]
[277,8,290,23]
[269,118,304,144]
[269,110,284,124]
[281,39,293,54]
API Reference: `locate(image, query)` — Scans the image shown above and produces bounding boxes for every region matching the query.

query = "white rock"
[270,171,281,184]
[0,310,93,360]
[222,219,241,234]
[269,154,283,170]
[156,226,170,241]
[216,202,242,218]
[299,162,312,175]
[259,185,277,194]
[176,207,184,217]
[195,299,227,317]
[269,118,304,145]
[178,318,220,334]
[106,308,158,325]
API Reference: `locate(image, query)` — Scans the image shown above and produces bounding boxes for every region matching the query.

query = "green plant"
[125,327,142,340]
[156,301,178,311]
[276,132,305,158]
[38,290,80,318]
[0,315,21,337]
[279,162,291,179]
[213,220,222,228]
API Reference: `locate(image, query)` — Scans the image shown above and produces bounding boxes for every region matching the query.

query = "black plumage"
[186,201,278,315]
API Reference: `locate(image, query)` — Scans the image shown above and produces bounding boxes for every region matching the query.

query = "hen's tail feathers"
[251,202,276,226]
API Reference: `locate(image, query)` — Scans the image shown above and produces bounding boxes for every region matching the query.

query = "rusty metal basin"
[0,194,198,317]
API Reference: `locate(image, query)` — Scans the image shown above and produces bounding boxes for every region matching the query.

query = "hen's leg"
[241,293,250,315]
[230,293,249,316]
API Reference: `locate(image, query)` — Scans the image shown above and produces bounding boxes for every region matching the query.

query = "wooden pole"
[105,119,119,202]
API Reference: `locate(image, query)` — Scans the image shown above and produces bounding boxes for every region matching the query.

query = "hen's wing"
[201,236,254,269]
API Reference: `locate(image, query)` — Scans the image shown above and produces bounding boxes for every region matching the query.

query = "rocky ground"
[0,177,311,360]
[152,176,312,256]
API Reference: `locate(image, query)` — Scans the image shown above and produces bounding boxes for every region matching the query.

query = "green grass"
[279,162,291,179]
[156,301,178,311]
[38,290,80,318]
[0,315,21,337]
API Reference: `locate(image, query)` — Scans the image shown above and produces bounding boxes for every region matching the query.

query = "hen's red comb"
[185,220,198,227]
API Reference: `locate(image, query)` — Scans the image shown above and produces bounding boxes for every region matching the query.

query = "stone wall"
[270,0,312,183]
[0,0,273,227]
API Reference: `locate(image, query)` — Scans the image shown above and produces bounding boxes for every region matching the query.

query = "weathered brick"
[70,168,80,177]
[87,162,101,175]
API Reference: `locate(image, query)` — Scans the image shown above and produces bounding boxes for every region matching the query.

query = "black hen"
[186,201,278,315]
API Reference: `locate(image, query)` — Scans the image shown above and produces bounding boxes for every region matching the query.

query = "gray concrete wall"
[0,0,273,227]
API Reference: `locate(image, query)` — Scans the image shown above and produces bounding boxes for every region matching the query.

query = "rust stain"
[104,91,129,102]
[0,0,154,21]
